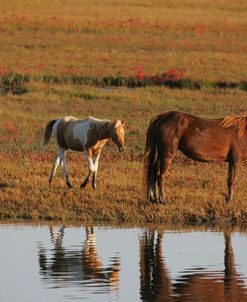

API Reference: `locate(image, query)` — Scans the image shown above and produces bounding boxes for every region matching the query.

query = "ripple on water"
[0,223,247,302]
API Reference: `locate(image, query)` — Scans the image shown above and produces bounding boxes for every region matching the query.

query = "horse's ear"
[121,118,126,125]
[113,117,118,127]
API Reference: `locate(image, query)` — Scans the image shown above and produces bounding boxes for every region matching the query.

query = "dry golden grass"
[0,84,247,224]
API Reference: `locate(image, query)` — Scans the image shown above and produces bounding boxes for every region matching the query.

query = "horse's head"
[111,118,126,152]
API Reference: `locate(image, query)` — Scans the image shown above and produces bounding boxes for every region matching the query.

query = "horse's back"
[153,111,189,140]
[54,116,78,138]
[61,115,79,123]
[158,111,219,127]
[156,111,223,136]
[53,116,78,134]
[54,116,90,150]
[154,111,233,162]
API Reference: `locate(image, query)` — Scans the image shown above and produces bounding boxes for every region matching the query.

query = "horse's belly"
[63,134,85,151]
[69,144,84,152]
[181,148,227,162]
[179,138,229,162]
[179,125,231,162]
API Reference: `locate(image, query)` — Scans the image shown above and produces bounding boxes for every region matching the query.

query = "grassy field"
[1,84,247,224]
[0,1,247,225]
[0,0,247,83]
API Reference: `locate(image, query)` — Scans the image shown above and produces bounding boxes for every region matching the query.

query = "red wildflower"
[136,70,144,81]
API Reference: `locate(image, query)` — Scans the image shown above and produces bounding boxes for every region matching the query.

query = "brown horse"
[144,111,247,204]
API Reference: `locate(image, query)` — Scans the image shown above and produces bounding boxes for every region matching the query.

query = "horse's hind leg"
[81,149,94,189]
[49,154,60,184]
[226,159,238,202]
[60,148,73,189]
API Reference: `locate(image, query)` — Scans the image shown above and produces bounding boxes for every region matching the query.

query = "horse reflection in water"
[38,227,120,292]
[139,230,247,302]
[140,231,172,301]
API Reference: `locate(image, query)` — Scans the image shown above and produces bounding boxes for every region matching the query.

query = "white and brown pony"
[44,116,125,189]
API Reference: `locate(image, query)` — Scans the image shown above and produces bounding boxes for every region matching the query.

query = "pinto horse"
[44,116,125,189]
[144,111,247,204]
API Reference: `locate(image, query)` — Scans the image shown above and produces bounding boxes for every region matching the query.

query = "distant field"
[0,0,247,83]
[0,1,247,224]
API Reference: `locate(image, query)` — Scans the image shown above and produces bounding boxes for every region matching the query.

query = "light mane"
[88,116,123,130]
[221,115,247,137]
[114,120,121,127]
[88,116,112,131]
[88,116,110,123]
[63,116,78,122]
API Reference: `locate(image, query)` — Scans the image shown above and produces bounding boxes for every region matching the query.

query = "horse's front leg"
[157,149,176,204]
[92,149,101,190]
[80,149,94,189]
[148,161,158,204]
[226,159,238,202]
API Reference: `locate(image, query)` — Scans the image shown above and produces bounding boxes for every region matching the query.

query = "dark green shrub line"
[42,75,247,90]
[1,72,247,91]
[0,72,30,86]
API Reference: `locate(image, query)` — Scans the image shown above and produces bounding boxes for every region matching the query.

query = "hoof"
[225,192,233,203]
[159,197,166,205]
[150,197,157,205]
[80,181,88,189]
[66,182,73,189]
[225,197,232,203]
[92,180,97,190]
[149,191,157,204]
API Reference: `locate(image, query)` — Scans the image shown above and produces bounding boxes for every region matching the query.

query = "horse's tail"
[43,119,57,146]
[143,115,162,199]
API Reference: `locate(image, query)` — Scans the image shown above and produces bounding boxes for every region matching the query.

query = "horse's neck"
[93,120,112,140]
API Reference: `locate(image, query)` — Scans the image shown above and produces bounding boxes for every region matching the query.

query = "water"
[0,223,247,302]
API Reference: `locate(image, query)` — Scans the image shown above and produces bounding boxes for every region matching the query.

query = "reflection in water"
[0,225,237,301]
[38,227,120,295]
[140,231,172,302]
[1,224,247,302]
[139,230,247,302]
